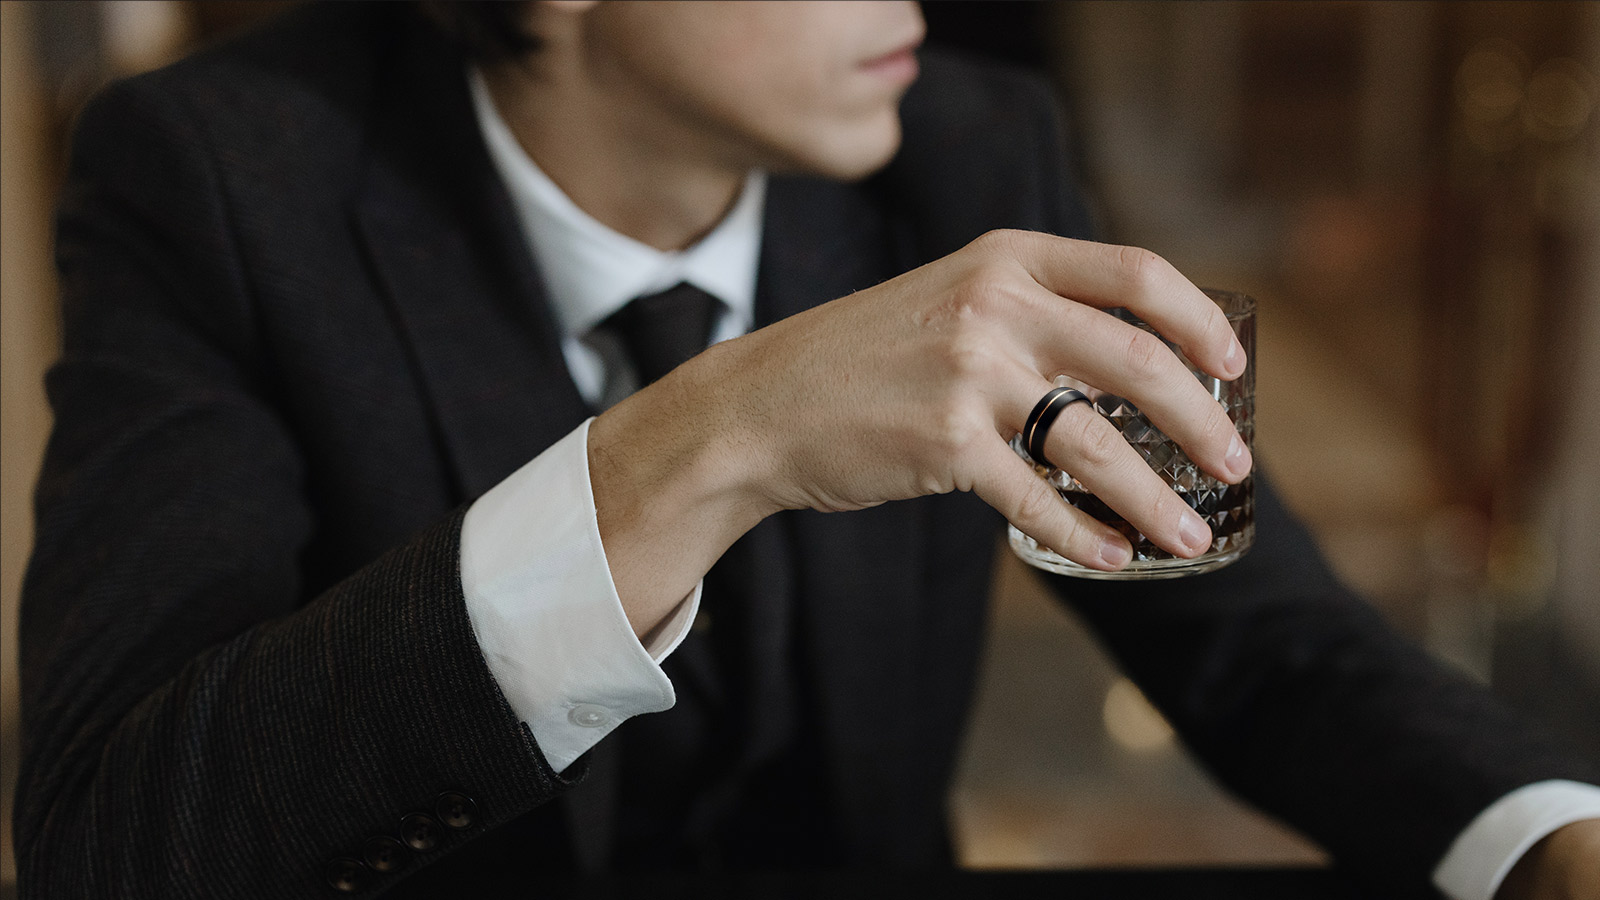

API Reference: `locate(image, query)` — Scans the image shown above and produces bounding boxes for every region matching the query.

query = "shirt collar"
[468,69,764,341]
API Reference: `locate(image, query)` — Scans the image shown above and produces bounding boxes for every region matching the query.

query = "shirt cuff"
[1432,779,1600,900]
[459,417,700,773]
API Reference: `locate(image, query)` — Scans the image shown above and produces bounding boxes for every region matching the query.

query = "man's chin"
[770,121,904,183]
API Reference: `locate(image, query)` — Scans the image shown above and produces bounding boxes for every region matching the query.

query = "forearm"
[586,337,777,639]
[17,512,569,900]
[1496,818,1600,900]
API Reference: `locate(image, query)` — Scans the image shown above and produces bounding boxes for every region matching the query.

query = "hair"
[419,1,541,62]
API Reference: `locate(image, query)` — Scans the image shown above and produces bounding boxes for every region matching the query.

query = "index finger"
[984,231,1246,381]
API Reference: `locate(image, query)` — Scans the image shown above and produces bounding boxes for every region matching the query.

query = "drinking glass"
[1009,288,1256,579]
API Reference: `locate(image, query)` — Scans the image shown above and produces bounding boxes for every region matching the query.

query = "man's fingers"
[971,439,1131,572]
[1009,292,1251,485]
[981,230,1244,381]
[1032,397,1214,559]
[991,365,1213,559]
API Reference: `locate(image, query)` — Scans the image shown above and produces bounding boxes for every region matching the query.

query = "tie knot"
[596,282,722,387]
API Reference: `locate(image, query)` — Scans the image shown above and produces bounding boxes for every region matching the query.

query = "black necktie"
[596,281,721,387]
[592,280,730,710]
[585,280,799,865]
[564,281,724,870]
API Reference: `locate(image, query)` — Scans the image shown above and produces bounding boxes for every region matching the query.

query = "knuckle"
[918,471,955,496]
[1145,486,1175,525]
[1201,402,1235,448]
[953,273,1009,317]
[1014,477,1062,527]
[916,276,1014,334]
[971,228,1024,257]
[1123,330,1169,383]
[1048,510,1088,559]
[1073,416,1124,470]
[940,331,1001,382]
[924,404,983,458]
[1116,245,1168,294]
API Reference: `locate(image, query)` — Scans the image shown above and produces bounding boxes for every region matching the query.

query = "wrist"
[611,335,779,524]
[587,343,774,636]
[1495,819,1600,900]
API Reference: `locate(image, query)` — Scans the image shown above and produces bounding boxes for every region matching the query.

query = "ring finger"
[1003,374,1214,560]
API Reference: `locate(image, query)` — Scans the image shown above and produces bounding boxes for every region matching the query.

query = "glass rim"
[1199,287,1256,321]
[1112,288,1255,330]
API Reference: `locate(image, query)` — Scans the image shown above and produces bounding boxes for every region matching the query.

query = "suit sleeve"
[16,75,576,899]
[1051,478,1600,887]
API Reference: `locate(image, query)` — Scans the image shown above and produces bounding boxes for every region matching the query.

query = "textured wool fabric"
[16,3,1597,898]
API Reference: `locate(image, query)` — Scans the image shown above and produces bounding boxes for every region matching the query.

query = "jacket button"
[324,857,369,893]
[362,834,409,873]
[434,791,478,830]
[399,812,442,852]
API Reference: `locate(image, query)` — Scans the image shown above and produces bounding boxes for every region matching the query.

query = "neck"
[481,61,746,253]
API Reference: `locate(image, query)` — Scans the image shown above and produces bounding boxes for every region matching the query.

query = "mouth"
[859,36,923,85]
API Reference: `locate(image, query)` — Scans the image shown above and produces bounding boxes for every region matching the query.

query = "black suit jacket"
[18,4,1595,898]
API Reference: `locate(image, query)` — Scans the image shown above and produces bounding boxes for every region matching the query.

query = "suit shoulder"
[73,2,397,178]
[115,1,393,102]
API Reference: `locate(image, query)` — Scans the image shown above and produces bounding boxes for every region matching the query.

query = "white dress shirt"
[455,67,1600,895]
[459,69,762,774]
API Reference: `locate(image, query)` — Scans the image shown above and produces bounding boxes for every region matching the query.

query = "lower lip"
[862,48,919,85]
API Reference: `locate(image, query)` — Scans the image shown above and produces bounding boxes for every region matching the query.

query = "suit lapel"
[758,175,933,852]
[352,17,590,503]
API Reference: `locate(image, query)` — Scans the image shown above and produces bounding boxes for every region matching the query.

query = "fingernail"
[1179,511,1210,555]
[1224,340,1244,376]
[1098,536,1131,569]
[1226,434,1251,479]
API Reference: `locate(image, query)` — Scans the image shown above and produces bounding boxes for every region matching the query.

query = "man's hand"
[590,231,1251,636]
[1496,819,1600,900]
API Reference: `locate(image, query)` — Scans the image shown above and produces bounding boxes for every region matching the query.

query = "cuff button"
[324,857,369,893]
[399,812,442,852]
[434,791,478,830]
[362,835,408,873]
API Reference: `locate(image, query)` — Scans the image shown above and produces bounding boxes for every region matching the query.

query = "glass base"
[1009,524,1253,580]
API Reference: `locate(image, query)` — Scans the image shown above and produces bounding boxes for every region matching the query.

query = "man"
[16,2,1599,898]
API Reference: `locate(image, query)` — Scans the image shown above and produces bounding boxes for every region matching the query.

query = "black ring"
[1024,387,1090,468]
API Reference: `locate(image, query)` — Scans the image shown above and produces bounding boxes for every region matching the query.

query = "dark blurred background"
[4,1,1597,887]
